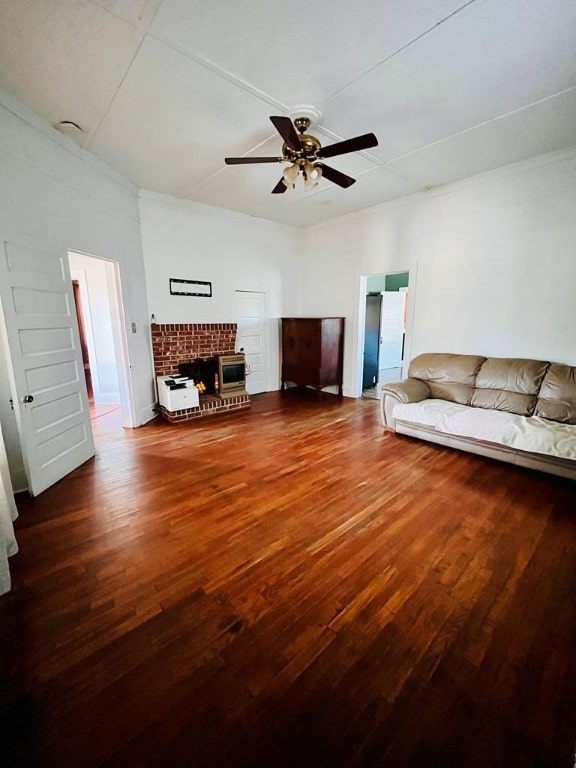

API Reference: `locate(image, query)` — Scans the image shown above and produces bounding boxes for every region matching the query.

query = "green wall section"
[385,272,409,291]
[367,272,409,293]
[366,274,387,293]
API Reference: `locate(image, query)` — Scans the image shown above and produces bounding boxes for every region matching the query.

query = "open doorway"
[360,271,409,400]
[68,251,133,429]
[0,239,135,496]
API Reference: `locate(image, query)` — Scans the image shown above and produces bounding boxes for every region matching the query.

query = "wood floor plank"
[1,389,575,767]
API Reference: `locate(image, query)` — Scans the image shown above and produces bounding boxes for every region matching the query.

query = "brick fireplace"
[151,323,251,422]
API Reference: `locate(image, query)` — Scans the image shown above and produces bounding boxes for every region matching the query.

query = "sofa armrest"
[381,379,430,430]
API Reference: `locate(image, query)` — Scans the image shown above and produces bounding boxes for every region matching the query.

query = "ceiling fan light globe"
[282,162,300,189]
[303,161,322,190]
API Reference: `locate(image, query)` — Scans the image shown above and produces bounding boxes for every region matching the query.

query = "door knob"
[22,395,34,403]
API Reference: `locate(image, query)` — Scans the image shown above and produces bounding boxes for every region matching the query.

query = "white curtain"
[0,418,18,595]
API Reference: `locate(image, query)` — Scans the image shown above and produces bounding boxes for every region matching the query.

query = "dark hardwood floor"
[1,390,575,768]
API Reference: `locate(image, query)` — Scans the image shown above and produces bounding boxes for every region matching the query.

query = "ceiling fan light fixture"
[282,162,300,189]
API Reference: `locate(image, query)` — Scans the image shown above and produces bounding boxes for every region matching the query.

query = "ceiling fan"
[224,116,378,194]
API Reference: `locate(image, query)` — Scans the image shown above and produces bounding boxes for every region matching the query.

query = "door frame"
[68,250,136,428]
[0,242,137,489]
[355,266,417,397]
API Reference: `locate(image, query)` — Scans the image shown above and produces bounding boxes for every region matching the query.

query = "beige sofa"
[381,353,576,480]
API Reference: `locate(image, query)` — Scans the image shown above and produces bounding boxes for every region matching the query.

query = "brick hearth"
[151,323,251,421]
[158,393,250,423]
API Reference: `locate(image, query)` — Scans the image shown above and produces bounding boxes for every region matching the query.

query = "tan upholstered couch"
[381,353,576,480]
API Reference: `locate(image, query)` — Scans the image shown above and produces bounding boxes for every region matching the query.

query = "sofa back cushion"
[470,358,549,416]
[534,364,576,424]
[408,353,486,404]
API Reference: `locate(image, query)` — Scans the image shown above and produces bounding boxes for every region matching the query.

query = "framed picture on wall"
[169,278,212,297]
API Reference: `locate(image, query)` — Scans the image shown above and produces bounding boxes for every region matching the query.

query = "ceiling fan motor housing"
[283,119,322,162]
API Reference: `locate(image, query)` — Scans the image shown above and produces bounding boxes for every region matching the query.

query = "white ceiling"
[0,0,575,227]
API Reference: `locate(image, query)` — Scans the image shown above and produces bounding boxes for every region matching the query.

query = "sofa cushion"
[470,358,549,416]
[393,400,576,461]
[408,353,486,405]
[534,364,576,424]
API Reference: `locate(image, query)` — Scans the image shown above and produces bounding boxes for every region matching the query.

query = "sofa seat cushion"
[408,353,486,405]
[393,400,576,461]
[535,363,576,424]
[470,358,550,417]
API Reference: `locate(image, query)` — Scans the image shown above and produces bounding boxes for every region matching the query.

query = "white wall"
[69,252,120,404]
[300,147,576,396]
[139,191,302,390]
[2,75,574,493]
[0,88,155,489]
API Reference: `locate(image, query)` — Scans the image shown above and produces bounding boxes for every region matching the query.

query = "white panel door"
[234,291,267,395]
[379,292,405,370]
[0,239,95,496]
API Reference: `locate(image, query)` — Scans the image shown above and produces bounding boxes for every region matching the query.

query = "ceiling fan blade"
[270,116,301,152]
[317,133,378,159]
[316,163,356,189]
[225,156,282,164]
[271,178,287,194]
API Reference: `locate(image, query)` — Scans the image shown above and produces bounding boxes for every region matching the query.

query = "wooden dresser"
[281,317,345,396]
